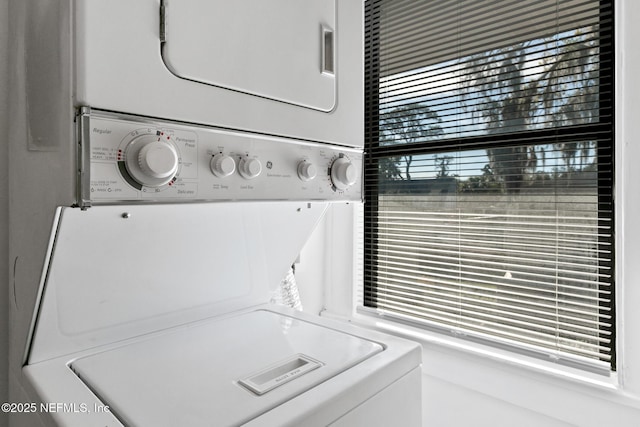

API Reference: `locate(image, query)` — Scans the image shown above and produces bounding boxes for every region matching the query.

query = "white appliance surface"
[27,201,328,364]
[17,107,422,426]
[79,110,363,206]
[71,310,382,426]
[22,198,421,427]
[162,0,337,111]
[24,305,422,427]
[72,0,363,147]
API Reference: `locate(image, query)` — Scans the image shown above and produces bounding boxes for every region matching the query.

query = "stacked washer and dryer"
[8,1,422,426]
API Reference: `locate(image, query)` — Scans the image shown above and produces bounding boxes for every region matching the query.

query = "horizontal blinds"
[379,0,605,77]
[364,0,614,371]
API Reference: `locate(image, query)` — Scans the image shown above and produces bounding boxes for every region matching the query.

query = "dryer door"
[161,0,337,112]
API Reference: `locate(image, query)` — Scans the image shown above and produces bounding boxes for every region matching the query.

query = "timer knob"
[330,157,358,191]
[297,161,317,181]
[210,153,236,177]
[138,141,179,181]
[124,134,180,188]
[238,157,262,180]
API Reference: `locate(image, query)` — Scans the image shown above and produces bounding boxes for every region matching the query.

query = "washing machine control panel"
[78,110,363,206]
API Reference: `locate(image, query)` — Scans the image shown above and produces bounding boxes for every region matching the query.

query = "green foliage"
[457,164,502,193]
[460,28,600,193]
[379,102,443,180]
[434,155,453,178]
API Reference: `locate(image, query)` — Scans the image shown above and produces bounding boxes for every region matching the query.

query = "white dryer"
[23,0,363,151]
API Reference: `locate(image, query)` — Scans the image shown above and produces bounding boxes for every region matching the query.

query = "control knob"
[330,156,357,191]
[125,135,179,187]
[138,142,179,180]
[297,161,317,182]
[210,153,236,178]
[238,157,262,180]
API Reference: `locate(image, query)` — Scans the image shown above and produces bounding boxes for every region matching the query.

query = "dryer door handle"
[322,26,335,74]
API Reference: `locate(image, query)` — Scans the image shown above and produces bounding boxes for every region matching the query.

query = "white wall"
[307,1,640,426]
[1,0,10,425]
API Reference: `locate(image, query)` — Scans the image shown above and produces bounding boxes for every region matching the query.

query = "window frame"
[362,0,616,372]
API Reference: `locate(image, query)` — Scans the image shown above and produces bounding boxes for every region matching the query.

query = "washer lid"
[27,202,328,364]
[161,0,337,111]
[71,310,383,427]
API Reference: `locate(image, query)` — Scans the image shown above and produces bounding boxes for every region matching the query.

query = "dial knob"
[238,157,262,179]
[297,161,317,181]
[330,157,358,191]
[210,153,236,177]
[138,141,179,180]
[124,135,179,187]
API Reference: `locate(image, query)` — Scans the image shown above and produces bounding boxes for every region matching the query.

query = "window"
[363,0,615,373]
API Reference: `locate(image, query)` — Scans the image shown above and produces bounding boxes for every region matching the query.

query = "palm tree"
[461,28,600,193]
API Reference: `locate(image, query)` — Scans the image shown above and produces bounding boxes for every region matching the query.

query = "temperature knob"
[210,153,236,178]
[330,157,358,191]
[124,134,179,187]
[297,161,317,181]
[238,157,262,180]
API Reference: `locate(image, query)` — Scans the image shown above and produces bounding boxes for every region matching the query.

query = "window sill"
[319,309,640,410]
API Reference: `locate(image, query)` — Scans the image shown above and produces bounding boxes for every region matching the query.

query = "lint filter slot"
[238,354,323,395]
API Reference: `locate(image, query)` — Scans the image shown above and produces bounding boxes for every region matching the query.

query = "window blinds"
[363,0,614,372]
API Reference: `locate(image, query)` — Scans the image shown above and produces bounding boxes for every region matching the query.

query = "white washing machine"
[16,112,422,426]
[9,1,422,425]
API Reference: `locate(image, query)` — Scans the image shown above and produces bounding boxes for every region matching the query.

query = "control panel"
[78,110,363,206]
